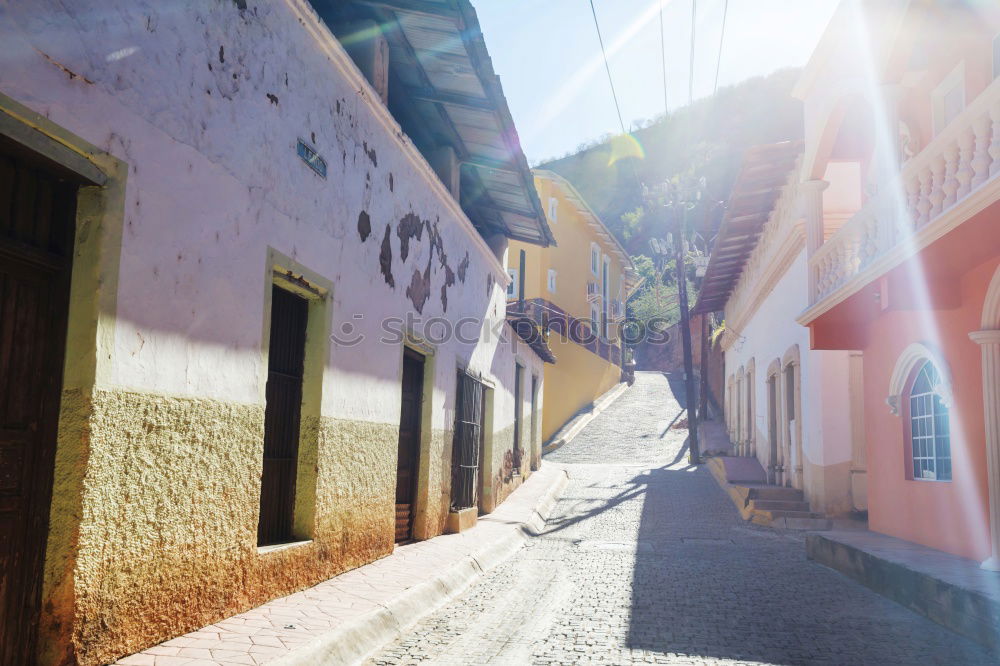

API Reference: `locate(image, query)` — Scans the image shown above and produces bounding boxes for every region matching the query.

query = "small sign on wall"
[297,139,327,178]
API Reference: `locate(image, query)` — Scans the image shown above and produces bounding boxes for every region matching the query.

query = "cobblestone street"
[367,372,994,665]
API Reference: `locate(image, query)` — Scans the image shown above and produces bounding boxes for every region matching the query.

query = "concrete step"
[777,516,833,530]
[746,485,804,502]
[748,499,811,512]
[754,509,826,521]
[751,512,831,530]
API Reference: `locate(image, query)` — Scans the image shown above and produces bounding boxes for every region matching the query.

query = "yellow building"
[507,171,640,443]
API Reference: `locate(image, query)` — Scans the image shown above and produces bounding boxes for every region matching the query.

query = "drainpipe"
[518,248,526,312]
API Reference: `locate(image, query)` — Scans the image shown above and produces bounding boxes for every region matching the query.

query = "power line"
[658,0,669,117]
[588,0,628,137]
[688,0,698,106]
[713,0,730,95]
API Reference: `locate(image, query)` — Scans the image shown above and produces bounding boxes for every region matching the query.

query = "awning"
[506,314,557,364]
[692,142,802,314]
[323,0,555,246]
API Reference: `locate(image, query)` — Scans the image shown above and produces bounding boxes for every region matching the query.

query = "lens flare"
[608,133,646,166]
[847,0,997,582]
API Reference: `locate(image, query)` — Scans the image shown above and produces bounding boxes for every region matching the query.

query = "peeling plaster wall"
[0,1,546,663]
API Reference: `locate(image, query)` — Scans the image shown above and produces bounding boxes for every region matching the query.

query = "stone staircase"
[739,484,832,530]
[707,456,832,530]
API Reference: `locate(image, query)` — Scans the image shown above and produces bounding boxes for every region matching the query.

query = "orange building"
[796,0,1000,567]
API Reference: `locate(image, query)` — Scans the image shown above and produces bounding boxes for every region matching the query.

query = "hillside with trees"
[537,68,804,257]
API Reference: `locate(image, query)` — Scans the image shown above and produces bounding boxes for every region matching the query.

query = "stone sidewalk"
[116,464,568,666]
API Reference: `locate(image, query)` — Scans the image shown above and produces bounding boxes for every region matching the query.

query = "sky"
[474,0,841,164]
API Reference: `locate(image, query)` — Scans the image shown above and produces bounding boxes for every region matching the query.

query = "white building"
[697,142,867,518]
[0,0,554,663]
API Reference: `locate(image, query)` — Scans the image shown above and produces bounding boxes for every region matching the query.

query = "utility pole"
[646,181,701,465]
[699,313,709,422]
[672,201,700,464]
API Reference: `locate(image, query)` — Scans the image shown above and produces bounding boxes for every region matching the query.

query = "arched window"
[905,361,952,481]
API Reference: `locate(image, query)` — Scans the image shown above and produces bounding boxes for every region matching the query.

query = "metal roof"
[506,315,557,364]
[692,142,802,315]
[321,0,554,246]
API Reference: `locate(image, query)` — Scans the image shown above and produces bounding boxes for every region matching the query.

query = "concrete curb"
[542,381,630,455]
[273,466,569,666]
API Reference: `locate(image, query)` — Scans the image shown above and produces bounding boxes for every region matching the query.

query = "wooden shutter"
[451,372,483,510]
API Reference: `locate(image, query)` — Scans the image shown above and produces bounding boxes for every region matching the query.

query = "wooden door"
[512,364,523,473]
[395,349,424,542]
[0,149,77,663]
[530,374,538,470]
[477,387,490,515]
[767,376,778,485]
[258,286,308,547]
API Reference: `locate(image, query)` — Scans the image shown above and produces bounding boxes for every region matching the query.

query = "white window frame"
[907,361,952,482]
[932,61,965,136]
[590,303,599,331]
[546,269,557,294]
[548,197,558,223]
[506,268,518,300]
[590,243,600,277]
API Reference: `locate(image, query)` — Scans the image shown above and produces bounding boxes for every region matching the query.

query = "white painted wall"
[0,0,543,431]
[724,251,853,477]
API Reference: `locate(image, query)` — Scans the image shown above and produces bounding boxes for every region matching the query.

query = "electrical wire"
[713,0,730,95]
[658,0,669,117]
[688,0,698,106]
[588,0,629,137]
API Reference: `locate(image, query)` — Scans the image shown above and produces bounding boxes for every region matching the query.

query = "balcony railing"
[809,77,1000,306]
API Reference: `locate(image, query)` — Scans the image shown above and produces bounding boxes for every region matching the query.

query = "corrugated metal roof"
[692,142,802,315]
[325,0,554,246]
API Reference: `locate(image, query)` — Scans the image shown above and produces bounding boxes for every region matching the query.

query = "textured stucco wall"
[0,1,546,663]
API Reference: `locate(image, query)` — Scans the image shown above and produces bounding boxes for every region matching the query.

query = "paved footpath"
[367,372,995,665]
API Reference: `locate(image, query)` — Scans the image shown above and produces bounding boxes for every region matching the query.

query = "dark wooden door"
[530,374,538,471]
[395,349,423,542]
[513,364,523,473]
[0,150,77,663]
[258,286,308,546]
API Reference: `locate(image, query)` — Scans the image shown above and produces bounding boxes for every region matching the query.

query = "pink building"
[797,0,1000,567]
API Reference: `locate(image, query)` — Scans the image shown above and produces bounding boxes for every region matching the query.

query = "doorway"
[784,363,800,489]
[0,147,78,663]
[258,285,308,547]
[767,375,779,485]
[513,363,523,474]
[530,374,539,471]
[395,348,424,542]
